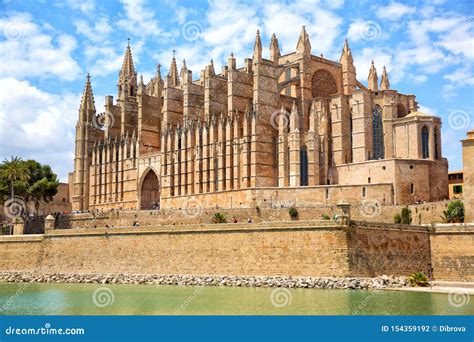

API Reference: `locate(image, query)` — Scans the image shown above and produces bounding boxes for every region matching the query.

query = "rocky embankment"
[0,271,409,289]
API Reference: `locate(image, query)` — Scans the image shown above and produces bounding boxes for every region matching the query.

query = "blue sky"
[0,0,473,181]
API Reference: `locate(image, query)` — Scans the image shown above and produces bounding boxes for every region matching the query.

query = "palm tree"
[0,156,30,199]
[0,157,30,233]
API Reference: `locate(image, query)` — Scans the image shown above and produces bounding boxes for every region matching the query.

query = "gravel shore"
[0,271,410,290]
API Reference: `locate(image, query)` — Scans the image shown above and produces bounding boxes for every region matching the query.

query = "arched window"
[372,105,384,159]
[422,126,429,159]
[349,109,353,163]
[300,145,308,186]
[434,127,439,160]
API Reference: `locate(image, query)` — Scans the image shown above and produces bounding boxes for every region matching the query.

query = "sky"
[0,0,473,181]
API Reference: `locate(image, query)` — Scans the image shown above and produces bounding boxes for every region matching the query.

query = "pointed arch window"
[372,104,384,160]
[300,145,308,186]
[349,109,353,163]
[422,126,429,159]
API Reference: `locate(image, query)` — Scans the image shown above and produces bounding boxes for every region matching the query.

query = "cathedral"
[70,27,448,212]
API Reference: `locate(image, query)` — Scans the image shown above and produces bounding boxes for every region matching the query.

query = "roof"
[405,110,428,118]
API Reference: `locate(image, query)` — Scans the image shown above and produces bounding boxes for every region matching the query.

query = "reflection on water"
[0,282,472,315]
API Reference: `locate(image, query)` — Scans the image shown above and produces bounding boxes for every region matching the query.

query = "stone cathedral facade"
[70,28,448,212]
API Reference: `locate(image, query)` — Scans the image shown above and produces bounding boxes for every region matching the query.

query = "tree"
[441,200,464,223]
[0,157,59,215]
[0,156,30,204]
[394,207,412,224]
[400,207,412,225]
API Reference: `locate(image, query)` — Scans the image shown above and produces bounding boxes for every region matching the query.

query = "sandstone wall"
[1,223,349,277]
[1,222,470,281]
[53,200,453,230]
[0,235,43,271]
[429,224,474,281]
[347,222,431,277]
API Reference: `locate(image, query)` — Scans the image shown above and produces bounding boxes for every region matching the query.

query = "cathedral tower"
[72,74,98,211]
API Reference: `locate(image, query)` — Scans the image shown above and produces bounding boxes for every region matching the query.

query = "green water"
[0,282,473,315]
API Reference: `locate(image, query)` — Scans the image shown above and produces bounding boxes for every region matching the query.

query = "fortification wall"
[0,235,43,271]
[347,222,431,277]
[429,224,474,282]
[1,223,349,277]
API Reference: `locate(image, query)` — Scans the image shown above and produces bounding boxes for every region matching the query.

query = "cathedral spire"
[205,59,215,77]
[253,29,262,62]
[168,50,179,87]
[119,39,136,80]
[340,38,353,63]
[118,39,137,96]
[380,65,390,90]
[270,33,280,64]
[368,60,378,91]
[296,26,311,55]
[79,73,96,122]
[157,63,162,79]
[180,59,188,83]
[138,74,144,95]
[340,39,356,95]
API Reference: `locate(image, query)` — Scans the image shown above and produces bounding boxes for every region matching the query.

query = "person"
[132,220,140,227]
[247,217,253,223]
[233,216,238,223]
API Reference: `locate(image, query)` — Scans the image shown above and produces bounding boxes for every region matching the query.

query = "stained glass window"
[422,126,429,159]
[372,104,384,159]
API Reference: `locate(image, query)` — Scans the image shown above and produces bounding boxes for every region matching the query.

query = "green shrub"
[211,213,227,224]
[321,214,330,220]
[288,207,298,219]
[400,207,412,224]
[394,213,402,224]
[408,272,429,287]
[441,200,464,223]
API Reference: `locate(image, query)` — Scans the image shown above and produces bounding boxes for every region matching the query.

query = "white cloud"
[353,48,393,83]
[418,104,438,116]
[0,78,80,181]
[376,2,415,21]
[65,0,96,14]
[117,0,163,37]
[0,12,81,81]
[444,68,474,85]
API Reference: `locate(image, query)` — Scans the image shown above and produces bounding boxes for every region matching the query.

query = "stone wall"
[52,199,454,230]
[0,235,43,271]
[347,222,431,277]
[0,221,470,281]
[160,184,394,209]
[1,223,349,277]
[429,224,474,281]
